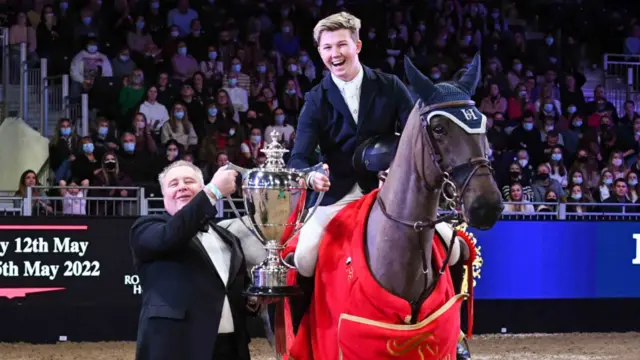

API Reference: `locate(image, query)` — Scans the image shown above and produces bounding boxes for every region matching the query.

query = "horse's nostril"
[467,197,502,228]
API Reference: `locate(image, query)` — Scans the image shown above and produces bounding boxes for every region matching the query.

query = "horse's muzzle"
[466,196,503,230]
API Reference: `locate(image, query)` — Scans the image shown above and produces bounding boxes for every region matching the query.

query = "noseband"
[376,99,493,231]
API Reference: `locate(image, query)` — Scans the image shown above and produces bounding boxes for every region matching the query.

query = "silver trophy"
[226,130,325,296]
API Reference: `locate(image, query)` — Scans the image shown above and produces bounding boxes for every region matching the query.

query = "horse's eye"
[432,125,446,135]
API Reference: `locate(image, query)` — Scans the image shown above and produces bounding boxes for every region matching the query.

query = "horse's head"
[404,54,503,230]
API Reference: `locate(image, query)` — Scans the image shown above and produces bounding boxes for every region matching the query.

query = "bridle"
[374,99,493,323]
[376,99,493,230]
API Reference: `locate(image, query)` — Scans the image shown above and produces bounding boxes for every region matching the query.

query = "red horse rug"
[280,189,476,360]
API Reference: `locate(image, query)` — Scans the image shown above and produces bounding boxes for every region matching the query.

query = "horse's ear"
[404,55,437,102]
[457,53,482,96]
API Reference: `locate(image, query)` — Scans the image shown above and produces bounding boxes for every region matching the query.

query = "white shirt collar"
[331,64,364,91]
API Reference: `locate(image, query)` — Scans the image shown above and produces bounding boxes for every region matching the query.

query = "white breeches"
[294,185,364,277]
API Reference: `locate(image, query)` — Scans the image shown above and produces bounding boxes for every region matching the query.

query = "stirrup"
[456,331,472,360]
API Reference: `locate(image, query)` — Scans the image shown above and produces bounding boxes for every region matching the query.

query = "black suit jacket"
[288,65,414,206]
[130,191,252,360]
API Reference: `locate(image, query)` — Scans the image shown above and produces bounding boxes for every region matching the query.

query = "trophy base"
[243,285,303,297]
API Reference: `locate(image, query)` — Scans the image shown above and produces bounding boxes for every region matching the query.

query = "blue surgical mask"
[228,78,237,86]
[98,126,108,136]
[177,47,187,55]
[573,177,583,184]
[120,55,129,62]
[275,115,285,124]
[551,153,562,161]
[368,32,375,40]
[251,135,262,143]
[523,123,534,131]
[174,111,184,119]
[431,73,441,80]
[137,22,145,29]
[300,56,308,63]
[545,37,554,46]
[418,24,426,31]
[232,64,241,72]
[208,108,217,116]
[123,143,135,152]
[568,106,577,114]
[573,120,583,127]
[82,17,92,25]
[543,104,554,113]
[630,179,639,186]
[283,26,291,33]
[228,128,236,136]
[193,30,201,36]
[82,143,94,153]
[519,90,527,98]
[60,2,68,10]
[87,45,97,53]
[151,1,160,9]
[286,89,296,95]
[60,127,71,136]
[209,51,217,60]
[256,65,266,73]
[170,31,179,38]
[571,193,582,200]
[604,178,613,185]
[289,64,298,72]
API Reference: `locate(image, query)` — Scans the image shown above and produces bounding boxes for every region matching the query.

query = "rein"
[375,99,493,324]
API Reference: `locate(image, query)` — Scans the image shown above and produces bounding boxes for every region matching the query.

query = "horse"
[222,53,504,359]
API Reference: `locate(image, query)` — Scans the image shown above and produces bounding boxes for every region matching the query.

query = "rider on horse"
[286,11,414,278]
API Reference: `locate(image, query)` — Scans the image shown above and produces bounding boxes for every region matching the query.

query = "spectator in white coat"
[69,37,112,98]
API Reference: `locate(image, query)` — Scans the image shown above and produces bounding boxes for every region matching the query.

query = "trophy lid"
[260,130,289,171]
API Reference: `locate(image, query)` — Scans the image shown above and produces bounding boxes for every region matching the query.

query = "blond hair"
[313,12,361,46]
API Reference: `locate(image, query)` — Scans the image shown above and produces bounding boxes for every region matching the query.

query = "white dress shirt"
[331,65,364,123]
[199,189,235,333]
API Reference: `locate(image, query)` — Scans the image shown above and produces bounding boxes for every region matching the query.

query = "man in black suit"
[288,12,414,277]
[130,160,269,360]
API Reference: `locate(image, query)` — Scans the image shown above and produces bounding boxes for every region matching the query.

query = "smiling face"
[161,165,204,215]
[317,28,361,81]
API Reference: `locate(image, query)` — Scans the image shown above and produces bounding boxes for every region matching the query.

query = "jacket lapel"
[323,75,357,130]
[210,224,243,286]
[357,66,377,131]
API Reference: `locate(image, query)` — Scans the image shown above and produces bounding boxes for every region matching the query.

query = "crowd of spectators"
[4,0,640,216]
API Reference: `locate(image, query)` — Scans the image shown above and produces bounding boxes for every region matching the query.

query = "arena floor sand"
[0,333,638,360]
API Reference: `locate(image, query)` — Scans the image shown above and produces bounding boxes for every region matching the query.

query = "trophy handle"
[281,162,327,247]
[223,163,258,237]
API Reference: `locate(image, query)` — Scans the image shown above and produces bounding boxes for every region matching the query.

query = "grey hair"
[158,160,205,194]
[313,12,361,46]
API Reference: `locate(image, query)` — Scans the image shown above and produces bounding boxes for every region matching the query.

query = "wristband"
[206,183,223,199]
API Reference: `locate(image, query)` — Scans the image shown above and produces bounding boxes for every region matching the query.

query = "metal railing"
[0,28,89,137]
[2,190,640,220]
[602,53,640,113]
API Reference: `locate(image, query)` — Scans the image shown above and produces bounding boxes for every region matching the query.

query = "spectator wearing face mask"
[222,57,251,93]
[171,41,199,81]
[515,149,535,183]
[127,15,156,58]
[536,33,560,70]
[223,73,249,113]
[561,105,582,151]
[619,101,640,127]
[606,151,629,180]
[548,146,568,187]
[566,184,593,214]
[251,60,273,98]
[185,18,208,61]
[298,50,317,83]
[602,179,636,213]
[483,59,508,94]
[162,103,198,152]
[73,8,100,45]
[69,38,113,98]
[569,149,600,189]
[535,93,562,122]
[91,151,134,215]
[237,127,264,167]
[501,162,534,201]
[274,20,300,58]
[503,182,535,214]
[626,171,640,202]
[585,86,617,123]
[531,163,565,203]
[91,117,119,159]
[200,45,224,82]
[592,169,614,202]
[536,190,559,212]
[131,113,158,155]
[280,59,311,95]
[508,112,543,163]
[155,140,181,177]
[282,79,302,117]
[138,86,170,134]
[264,108,295,145]
[71,136,101,185]
[506,58,525,91]
[112,46,137,78]
[479,83,507,114]
[50,118,80,183]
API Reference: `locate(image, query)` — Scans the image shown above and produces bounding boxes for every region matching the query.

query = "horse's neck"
[366,160,440,301]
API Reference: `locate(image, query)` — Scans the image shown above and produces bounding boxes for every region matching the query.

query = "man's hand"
[309,164,330,192]
[211,167,238,197]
